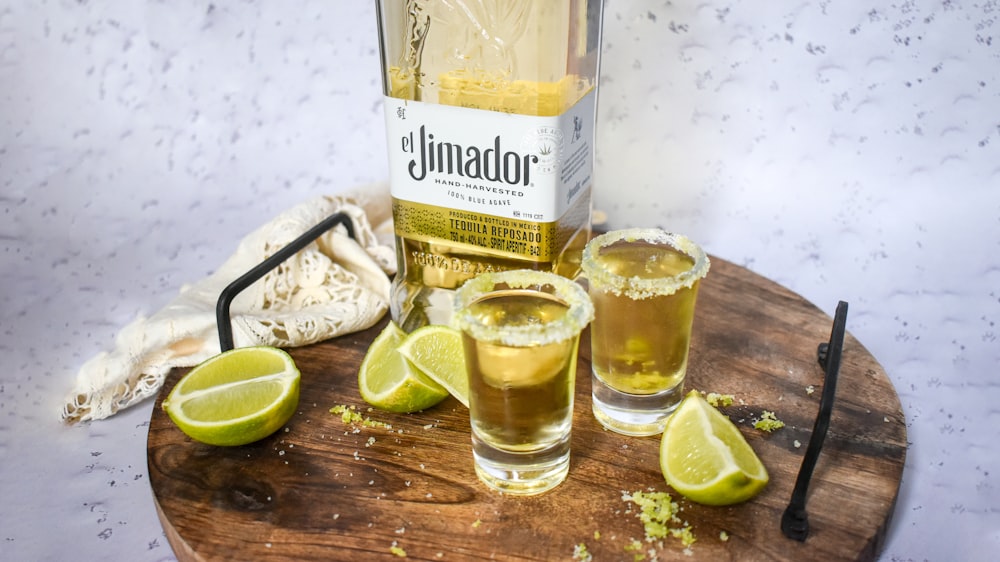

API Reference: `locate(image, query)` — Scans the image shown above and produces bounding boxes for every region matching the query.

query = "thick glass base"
[591,372,685,436]
[471,434,571,496]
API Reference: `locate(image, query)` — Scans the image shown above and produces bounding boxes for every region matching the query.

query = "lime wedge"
[358,322,449,412]
[397,324,470,408]
[162,346,300,446]
[660,390,769,505]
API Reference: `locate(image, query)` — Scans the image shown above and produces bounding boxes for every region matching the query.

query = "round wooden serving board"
[147,256,906,561]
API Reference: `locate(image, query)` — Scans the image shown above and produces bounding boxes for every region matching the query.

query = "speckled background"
[1,1,997,560]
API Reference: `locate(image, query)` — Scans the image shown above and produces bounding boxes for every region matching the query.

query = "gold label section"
[393,199,561,262]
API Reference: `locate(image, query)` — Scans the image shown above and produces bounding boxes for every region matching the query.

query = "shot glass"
[582,229,710,436]
[452,269,594,495]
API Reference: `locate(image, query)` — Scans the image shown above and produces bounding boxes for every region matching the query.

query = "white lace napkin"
[62,185,396,424]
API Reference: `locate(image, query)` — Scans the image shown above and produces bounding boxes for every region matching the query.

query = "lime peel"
[329,404,393,429]
[704,391,735,407]
[162,346,300,447]
[660,390,769,506]
[622,489,694,551]
[753,410,786,432]
[397,324,470,408]
[358,322,448,413]
[572,542,593,561]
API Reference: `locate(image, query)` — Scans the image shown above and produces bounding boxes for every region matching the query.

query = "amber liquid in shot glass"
[583,229,710,436]
[453,270,593,495]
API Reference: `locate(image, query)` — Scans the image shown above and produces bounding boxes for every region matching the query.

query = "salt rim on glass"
[452,269,594,348]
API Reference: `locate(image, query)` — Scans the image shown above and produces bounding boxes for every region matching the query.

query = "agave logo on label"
[521,126,563,175]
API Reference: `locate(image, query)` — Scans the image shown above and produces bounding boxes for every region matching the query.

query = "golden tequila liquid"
[377,0,603,331]
[453,270,592,495]
[590,243,699,393]
[583,230,710,436]
[465,291,576,453]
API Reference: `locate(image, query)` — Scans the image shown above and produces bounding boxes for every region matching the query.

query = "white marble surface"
[1,1,997,560]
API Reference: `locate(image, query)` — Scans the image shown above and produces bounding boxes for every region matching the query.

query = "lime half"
[162,346,300,446]
[660,390,769,505]
[397,324,470,408]
[358,322,449,412]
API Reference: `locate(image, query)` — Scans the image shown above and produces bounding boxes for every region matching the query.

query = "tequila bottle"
[376,0,604,331]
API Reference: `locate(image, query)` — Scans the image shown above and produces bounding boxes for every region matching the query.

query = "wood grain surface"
[147,256,906,561]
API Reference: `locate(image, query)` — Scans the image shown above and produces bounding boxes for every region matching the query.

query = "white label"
[383,90,596,222]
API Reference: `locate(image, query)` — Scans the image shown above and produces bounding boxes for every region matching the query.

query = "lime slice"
[162,346,300,446]
[397,324,470,408]
[660,390,769,505]
[358,322,449,412]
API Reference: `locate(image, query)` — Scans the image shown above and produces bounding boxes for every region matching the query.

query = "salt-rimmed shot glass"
[582,229,710,436]
[452,269,594,495]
